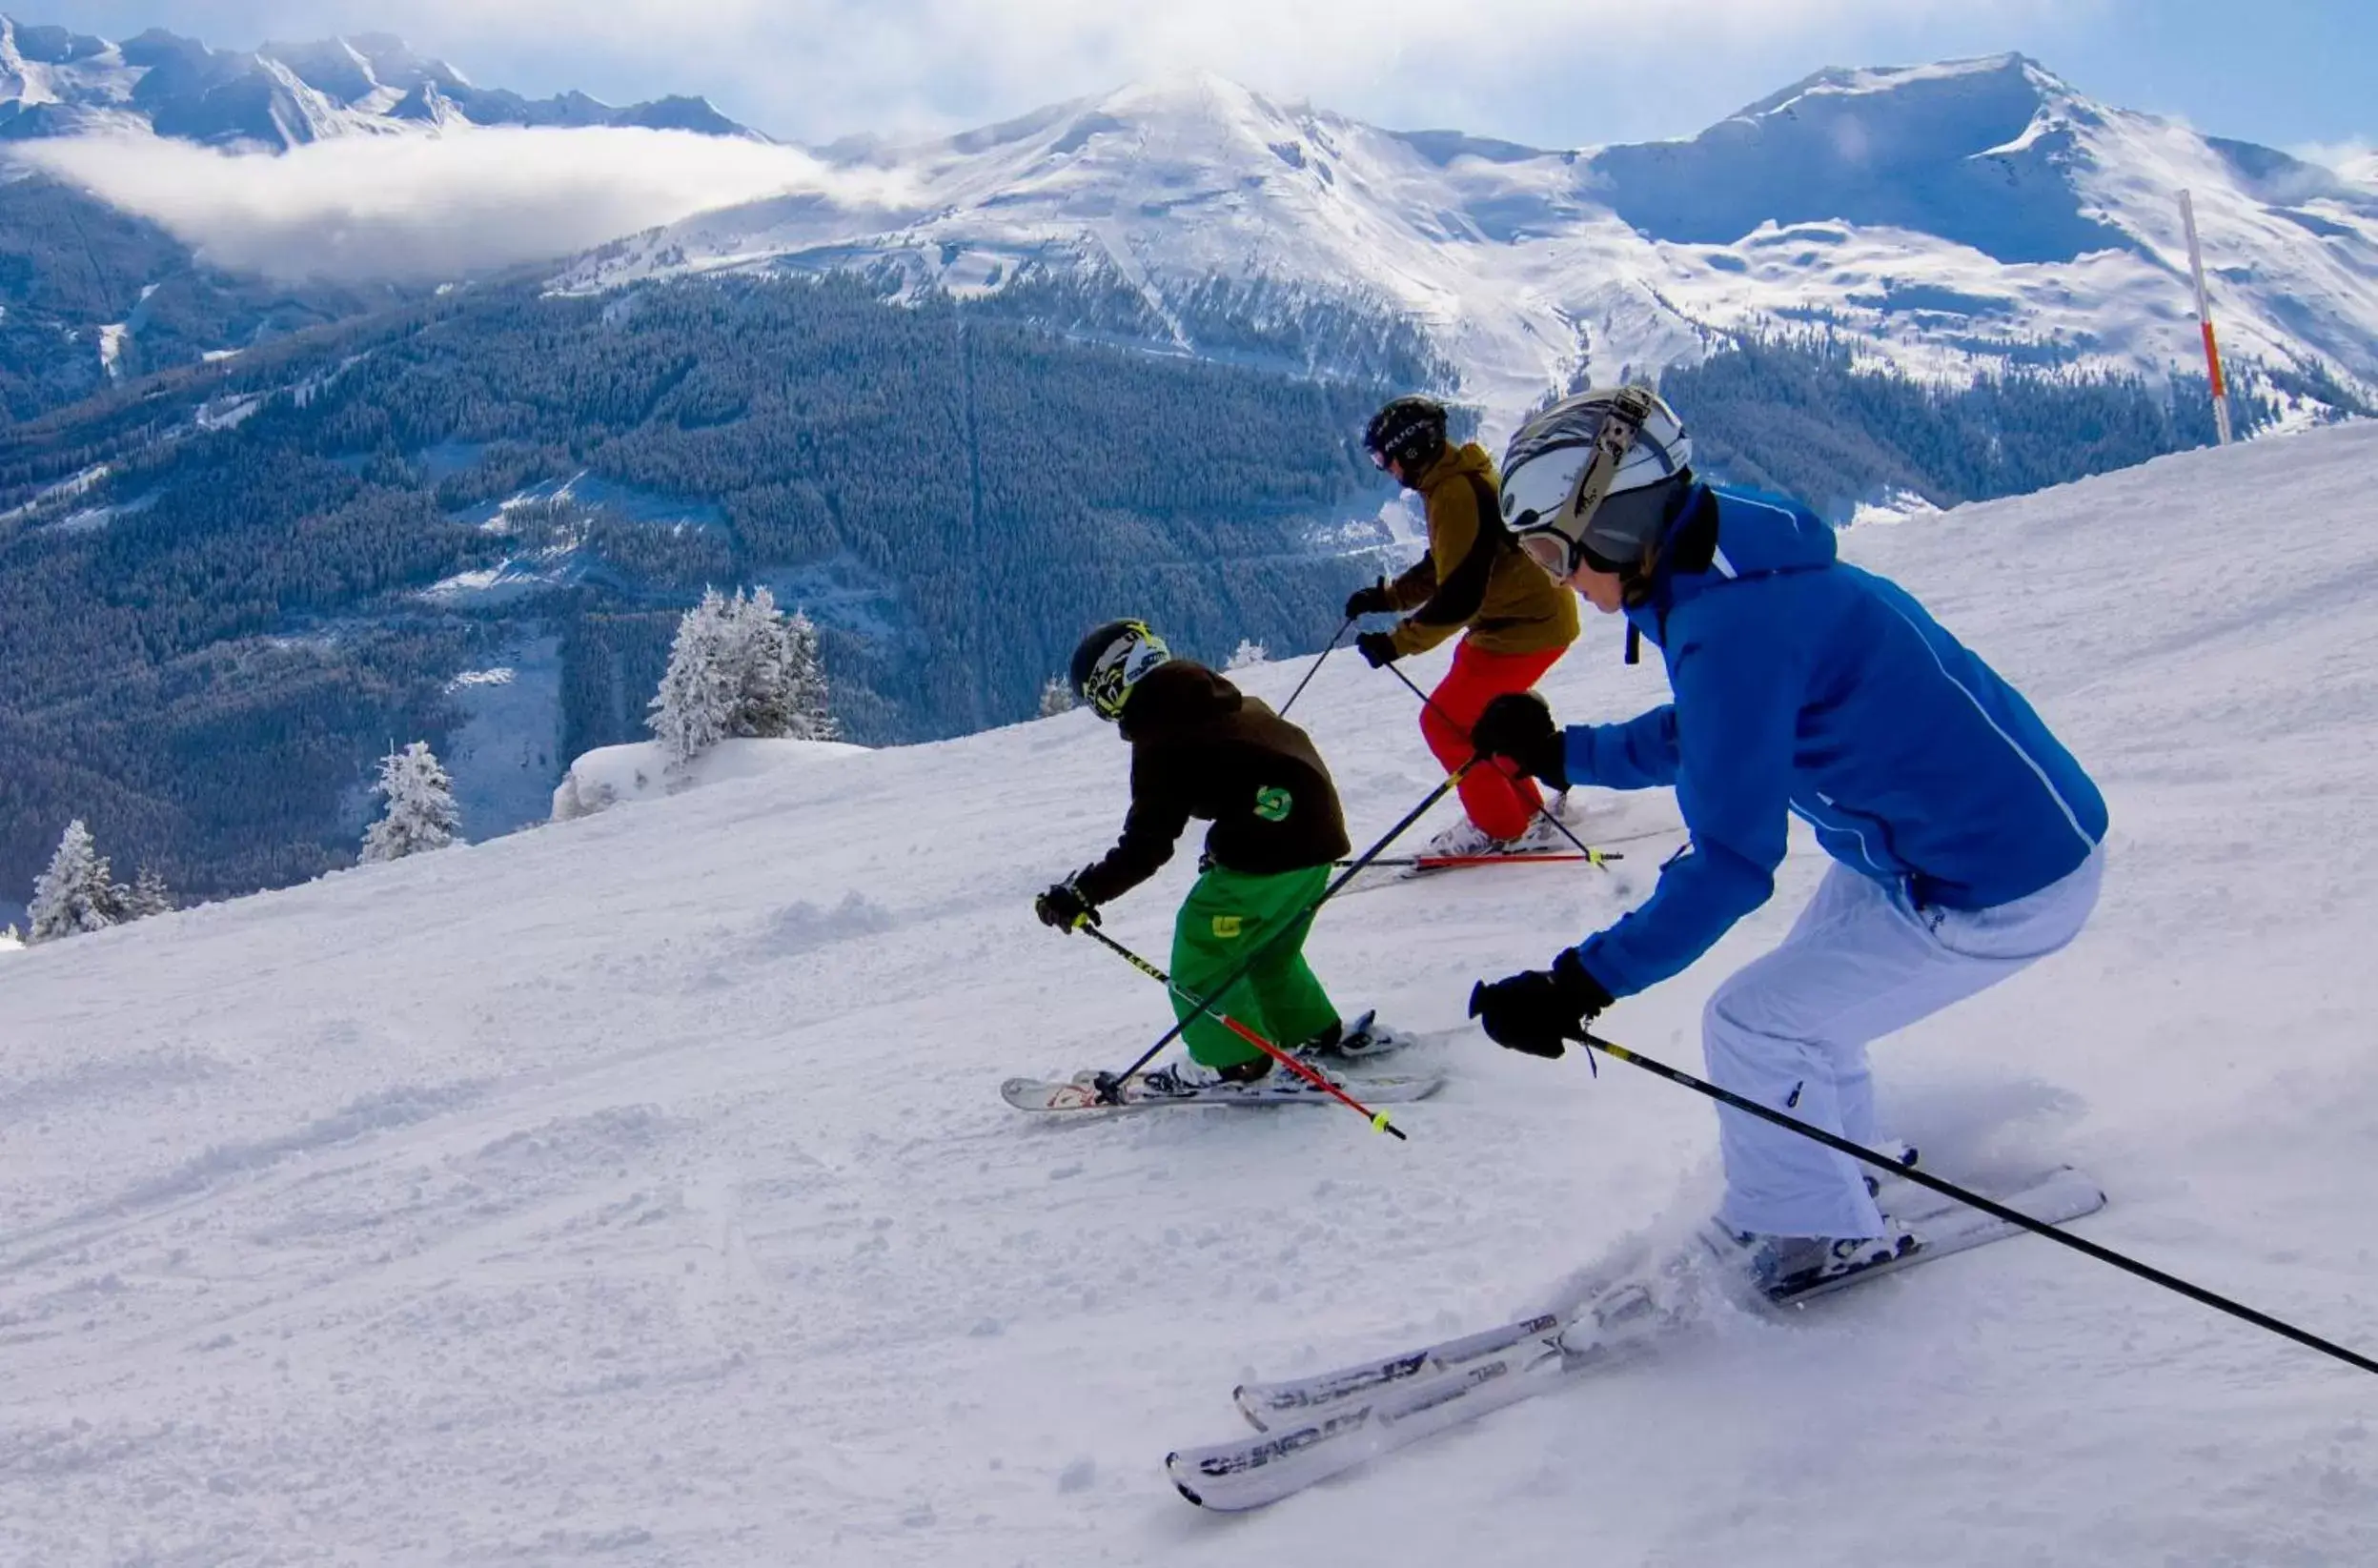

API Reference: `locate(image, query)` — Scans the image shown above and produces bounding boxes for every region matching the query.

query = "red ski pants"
[1420,640,1569,842]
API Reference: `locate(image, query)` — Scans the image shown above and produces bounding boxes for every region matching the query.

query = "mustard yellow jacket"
[1384,442,1580,658]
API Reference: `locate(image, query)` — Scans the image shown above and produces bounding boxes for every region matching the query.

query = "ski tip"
[1230,1386,1270,1433]
[1163,1456,1208,1509]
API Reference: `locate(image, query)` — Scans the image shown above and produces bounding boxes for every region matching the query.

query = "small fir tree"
[360,742,461,864]
[1225,638,1269,671]
[649,588,739,767]
[780,607,838,742]
[28,819,126,943]
[649,587,838,766]
[1038,674,1077,717]
[123,866,177,920]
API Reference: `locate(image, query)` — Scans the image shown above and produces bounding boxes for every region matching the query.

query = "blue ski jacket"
[1564,482,2107,999]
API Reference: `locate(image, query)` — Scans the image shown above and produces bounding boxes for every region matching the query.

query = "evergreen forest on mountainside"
[0,268,2266,915]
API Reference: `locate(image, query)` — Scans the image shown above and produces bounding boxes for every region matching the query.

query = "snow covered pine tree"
[123,866,176,919]
[1038,674,1078,716]
[27,819,129,943]
[648,587,838,767]
[360,742,462,864]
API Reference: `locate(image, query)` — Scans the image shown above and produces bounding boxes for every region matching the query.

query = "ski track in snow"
[6,427,2378,1563]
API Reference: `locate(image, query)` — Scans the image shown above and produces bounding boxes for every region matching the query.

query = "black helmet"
[1363,396,1449,478]
[1068,619,1172,721]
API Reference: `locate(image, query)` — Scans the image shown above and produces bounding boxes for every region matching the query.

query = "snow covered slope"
[561,59,2378,430]
[6,424,2378,1563]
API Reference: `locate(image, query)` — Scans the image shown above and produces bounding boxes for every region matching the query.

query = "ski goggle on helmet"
[1070,619,1173,721]
[1498,387,1691,580]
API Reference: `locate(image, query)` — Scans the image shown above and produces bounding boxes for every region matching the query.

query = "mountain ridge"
[562,52,2378,431]
[0,13,759,150]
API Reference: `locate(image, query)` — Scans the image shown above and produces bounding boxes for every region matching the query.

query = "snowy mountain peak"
[560,51,2378,432]
[1731,51,2073,124]
[0,14,757,149]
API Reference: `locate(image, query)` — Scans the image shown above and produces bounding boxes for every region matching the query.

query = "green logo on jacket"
[1253,785,1292,824]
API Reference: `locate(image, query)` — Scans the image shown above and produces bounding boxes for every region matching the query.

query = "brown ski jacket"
[1384,441,1580,658]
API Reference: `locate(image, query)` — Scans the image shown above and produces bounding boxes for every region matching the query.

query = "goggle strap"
[1561,388,1654,550]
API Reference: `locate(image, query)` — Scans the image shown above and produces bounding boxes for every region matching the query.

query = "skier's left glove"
[1471,691,1569,790]
[1355,630,1402,668]
[1468,950,1613,1059]
[1034,879,1099,932]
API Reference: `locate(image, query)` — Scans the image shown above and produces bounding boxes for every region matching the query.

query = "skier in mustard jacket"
[1349,396,1580,858]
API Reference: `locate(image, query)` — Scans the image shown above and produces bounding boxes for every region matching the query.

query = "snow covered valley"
[5,424,2378,1564]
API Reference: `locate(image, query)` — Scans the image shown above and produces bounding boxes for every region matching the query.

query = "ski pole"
[1076,924,1409,1140]
[1507,1015,2378,1380]
[1091,762,1477,1102]
[1344,851,1621,870]
[1275,616,1353,720]
[1383,662,1616,869]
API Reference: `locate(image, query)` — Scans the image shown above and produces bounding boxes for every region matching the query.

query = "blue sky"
[44,1,2375,162]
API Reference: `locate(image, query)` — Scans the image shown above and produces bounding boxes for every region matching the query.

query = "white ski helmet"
[1498,386,1692,580]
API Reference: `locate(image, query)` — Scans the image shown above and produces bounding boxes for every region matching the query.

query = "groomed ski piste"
[7,423,2378,1564]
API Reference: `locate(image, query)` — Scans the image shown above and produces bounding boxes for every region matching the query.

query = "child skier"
[1034,619,1397,1093]
[1347,396,1581,859]
[1463,387,2108,1296]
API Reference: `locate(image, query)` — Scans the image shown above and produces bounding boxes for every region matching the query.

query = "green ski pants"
[1169,863,1339,1069]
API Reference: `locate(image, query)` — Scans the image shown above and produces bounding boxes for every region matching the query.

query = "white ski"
[1000,1068,1443,1115]
[1168,1165,2105,1510]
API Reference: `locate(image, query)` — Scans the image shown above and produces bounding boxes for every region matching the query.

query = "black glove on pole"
[1355,630,1401,668]
[1344,579,1394,619]
[1467,950,1614,1059]
[1471,691,1571,791]
[1380,662,1613,870]
[1033,879,1098,932]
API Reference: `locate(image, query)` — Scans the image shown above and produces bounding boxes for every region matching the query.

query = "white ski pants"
[1705,847,2104,1240]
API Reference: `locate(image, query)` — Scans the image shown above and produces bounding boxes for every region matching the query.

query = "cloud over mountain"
[13,126,911,281]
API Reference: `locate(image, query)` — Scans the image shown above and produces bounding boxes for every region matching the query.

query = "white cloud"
[2291,138,2377,178]
[12,126,913,283]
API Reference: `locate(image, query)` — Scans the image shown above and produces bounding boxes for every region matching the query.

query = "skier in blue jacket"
[1464,387,2108,1295]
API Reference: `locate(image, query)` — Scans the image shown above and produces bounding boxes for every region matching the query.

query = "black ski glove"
[1468,950,1613,1059]
[1471,691,1569,790]
[1355,630,1402,668]
[1034,879,1099,932]
[1345,580,1393,619]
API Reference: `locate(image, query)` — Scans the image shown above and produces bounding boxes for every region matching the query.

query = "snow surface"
[6,424,2378,1563]
[549,736,867,822]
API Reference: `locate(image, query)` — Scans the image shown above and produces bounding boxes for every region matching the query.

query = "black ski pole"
[1502,1015,2378,1380]
[1383,662,1615,869]
[1089,762,1477,1102]
[1074,925,1410,1138]
[1275,616,1354,720]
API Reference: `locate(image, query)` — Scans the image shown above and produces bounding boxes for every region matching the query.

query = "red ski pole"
[1077,924,1409,1141]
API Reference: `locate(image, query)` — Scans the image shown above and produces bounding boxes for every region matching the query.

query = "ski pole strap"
[1577,1030,2378,1380]
[1384,662,1612,872]
[1276,617,1353,721]
[1078,925,1408,1140]
[1093,764,1475,1099]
